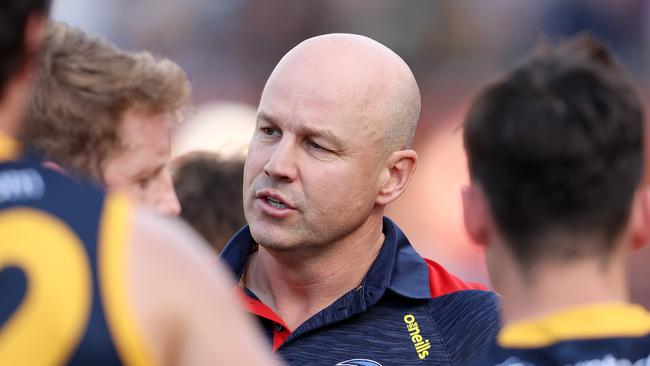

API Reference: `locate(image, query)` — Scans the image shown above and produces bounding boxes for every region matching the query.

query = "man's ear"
[376,149,417,206]
[629,185,650,251]
[18,12,46,80]
[461,183,491,246]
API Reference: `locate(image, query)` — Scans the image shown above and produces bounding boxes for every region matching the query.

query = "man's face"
[103,109,181,216]
[243,77,386,251]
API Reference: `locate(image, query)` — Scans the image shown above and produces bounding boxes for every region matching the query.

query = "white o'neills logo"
[403,314,431,360]
[0,168,45,203]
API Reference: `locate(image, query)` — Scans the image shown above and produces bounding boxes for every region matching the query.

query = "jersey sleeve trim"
[99,193,156,366]
[499,302,650,348]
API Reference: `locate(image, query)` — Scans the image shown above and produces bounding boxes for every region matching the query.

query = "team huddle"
[1,1,649,366]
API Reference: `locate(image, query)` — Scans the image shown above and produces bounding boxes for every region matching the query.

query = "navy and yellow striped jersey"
[466,303,650,366]
[0,134,153,365]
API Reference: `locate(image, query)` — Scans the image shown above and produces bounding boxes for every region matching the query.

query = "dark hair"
[0,0,50,95]
[172,152,246,253]
[463,35,645,266]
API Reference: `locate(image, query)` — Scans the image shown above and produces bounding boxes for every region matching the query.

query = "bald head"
[261,34,420,153]
[245,34,420,251]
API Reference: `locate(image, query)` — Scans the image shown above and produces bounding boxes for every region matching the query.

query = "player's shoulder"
[0,157,107,246]
[464,334,650,366]
[464,306,650,366]
[1,156,100,196]
[99,191,221,301]
[128,202,212,262]
[104,198,230,364]
[126,202,234,291]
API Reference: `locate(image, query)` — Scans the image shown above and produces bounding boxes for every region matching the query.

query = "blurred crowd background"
[52,0,650,305]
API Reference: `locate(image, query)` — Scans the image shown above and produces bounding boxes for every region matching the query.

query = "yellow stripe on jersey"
[0,209,92,365]
[0,133,20,161]
[99,193,156,366]
[499,302,650,348]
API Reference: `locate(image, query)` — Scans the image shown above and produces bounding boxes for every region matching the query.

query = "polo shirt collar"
[220,216,431,302]
[220,224,254,279]
[364,217,431,300]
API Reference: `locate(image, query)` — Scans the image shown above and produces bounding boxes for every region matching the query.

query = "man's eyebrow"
[299,125,342,146]
[257,111,343,148]
[256,111,278,125]
[132,163,165,179]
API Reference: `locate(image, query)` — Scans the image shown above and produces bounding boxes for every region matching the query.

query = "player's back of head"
[463,36,645,266]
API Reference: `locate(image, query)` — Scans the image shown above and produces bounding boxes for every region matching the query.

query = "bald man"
[220,33,500,365]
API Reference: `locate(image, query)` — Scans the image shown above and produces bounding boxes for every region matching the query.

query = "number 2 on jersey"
[0,209,92,365]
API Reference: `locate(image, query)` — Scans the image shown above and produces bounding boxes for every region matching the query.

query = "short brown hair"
[23,21,190,182]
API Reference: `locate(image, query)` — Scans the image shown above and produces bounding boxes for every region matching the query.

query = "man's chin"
[249,225,298,251]
[257,241,297,252]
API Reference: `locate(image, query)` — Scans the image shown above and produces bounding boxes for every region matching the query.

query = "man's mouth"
[266,196,287,209]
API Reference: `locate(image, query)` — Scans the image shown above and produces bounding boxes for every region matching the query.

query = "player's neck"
[245,214,385,330]
[497,251,628,327]
[0,103,22,138]
[0,76,29,138]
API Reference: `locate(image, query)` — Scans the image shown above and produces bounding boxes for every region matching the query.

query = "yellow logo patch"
[403,314,431,360]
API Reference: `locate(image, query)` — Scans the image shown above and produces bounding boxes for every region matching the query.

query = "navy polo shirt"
[221,217,500,365]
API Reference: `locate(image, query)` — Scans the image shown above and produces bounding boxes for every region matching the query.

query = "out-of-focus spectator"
[172,152,246,252]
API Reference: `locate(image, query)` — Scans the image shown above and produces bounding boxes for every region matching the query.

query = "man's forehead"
[259,79,368,124]
[258,53,390,144]
[118,111,171,149]
[111,135,169,178]
[260,84,340,119]
[261,83,339,107]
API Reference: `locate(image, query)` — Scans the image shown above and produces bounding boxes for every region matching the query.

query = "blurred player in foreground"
[462,36,650,365]
[0,1,279,365]
[23,20,182,216]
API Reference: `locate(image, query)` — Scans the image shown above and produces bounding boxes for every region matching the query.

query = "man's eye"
[307,140,322,149]
[137,176,153,189]
[261,127,279,136]
[307,140,329,152]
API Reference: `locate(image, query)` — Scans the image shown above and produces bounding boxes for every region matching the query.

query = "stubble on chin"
[249,223,292,252]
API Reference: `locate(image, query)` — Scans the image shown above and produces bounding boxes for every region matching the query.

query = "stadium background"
[51,0,650,305]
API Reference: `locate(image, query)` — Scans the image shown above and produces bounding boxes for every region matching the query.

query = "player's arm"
[127,208,281,366]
